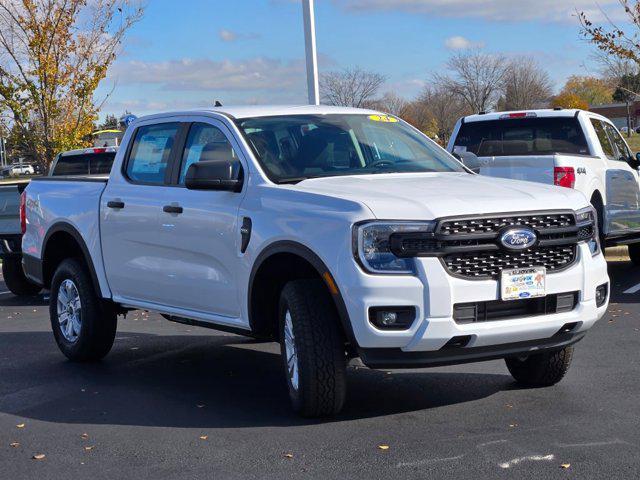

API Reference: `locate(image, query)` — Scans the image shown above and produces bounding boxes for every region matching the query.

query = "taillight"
[554,167,575,188]
[19,191,26,234]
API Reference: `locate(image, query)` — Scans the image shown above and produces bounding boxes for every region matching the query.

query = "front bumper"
[337,242,609,366]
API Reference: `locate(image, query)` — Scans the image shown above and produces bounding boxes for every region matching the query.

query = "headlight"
[353,221,436,274]
[575,206,600,256]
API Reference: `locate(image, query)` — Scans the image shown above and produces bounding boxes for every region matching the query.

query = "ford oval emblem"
[500,228,537,250]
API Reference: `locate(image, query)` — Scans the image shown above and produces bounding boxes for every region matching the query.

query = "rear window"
[52,152,116,176]
[453,117,590,157]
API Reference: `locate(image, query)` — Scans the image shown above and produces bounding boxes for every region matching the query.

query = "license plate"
[500,267,546,301]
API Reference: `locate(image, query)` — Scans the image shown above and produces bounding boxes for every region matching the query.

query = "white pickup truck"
[448,109,640,260]
[22,105,609,417]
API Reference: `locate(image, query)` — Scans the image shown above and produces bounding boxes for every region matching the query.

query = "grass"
[625,133,640,152]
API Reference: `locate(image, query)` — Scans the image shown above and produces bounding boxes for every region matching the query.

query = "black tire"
[49,258,116,362]
[590,194,606,249]
[505,346,573,387]
[2,257,42,296]
[628,243,640,265]
[279,279,347,417]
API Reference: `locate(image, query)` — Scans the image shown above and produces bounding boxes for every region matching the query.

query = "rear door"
[451,116,590,184]
[100,120,183,304]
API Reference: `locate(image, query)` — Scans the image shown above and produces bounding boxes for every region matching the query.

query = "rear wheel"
[279,279,347,417]
[2,257,42,296]
[628,243,640,265]
[505,346,573,387]
[50,258,116,362]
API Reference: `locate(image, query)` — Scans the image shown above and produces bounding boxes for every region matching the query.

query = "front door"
[152,119,246,319]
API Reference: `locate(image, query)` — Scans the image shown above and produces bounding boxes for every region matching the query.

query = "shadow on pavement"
[0,330,513,428]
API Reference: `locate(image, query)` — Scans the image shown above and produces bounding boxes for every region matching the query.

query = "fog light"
[595,283,608,307]
[369,306,416,330]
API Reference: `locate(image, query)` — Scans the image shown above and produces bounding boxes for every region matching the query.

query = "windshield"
[453,117,590,157]
[237,114,465,183]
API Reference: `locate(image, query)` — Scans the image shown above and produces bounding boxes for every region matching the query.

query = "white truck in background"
[22,105,609,417]
[448,109,640,260]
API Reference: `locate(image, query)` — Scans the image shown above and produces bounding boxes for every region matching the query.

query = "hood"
[290,172,589,220]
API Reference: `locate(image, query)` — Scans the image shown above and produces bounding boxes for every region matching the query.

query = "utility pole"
[302,0,320,105]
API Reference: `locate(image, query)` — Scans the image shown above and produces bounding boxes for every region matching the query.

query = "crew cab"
[22,106,609,417]
[448,109,640,261]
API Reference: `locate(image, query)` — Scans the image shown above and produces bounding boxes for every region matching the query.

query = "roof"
[462,108,585,123]
[135,104,384,123]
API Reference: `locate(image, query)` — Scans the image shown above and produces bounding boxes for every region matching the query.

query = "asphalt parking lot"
[1,250,639,479]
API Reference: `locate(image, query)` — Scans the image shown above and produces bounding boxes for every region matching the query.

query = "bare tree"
[367,92,408,116]
[407,85,471,144]
[502,57,554,110]
[321,67,387,108]
[433,50,508,113]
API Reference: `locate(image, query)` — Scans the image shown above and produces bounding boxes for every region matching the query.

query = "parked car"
[22,106,609,417]
[448,109,640,259]
[1,163,35,178]
[0,147,117,296]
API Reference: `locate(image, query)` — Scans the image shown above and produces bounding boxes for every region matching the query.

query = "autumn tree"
[551,93,589,110]
[0,0,143,165]
[320,67,387,108]
[559,76,613,106]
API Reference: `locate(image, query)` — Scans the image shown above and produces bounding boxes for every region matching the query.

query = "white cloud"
[334,0,621,22]
[444,36,484,50]
[108,57,306,92]
[219,29,238,42]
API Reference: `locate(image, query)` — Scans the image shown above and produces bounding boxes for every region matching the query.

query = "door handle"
[163,205,183,214]
[107,200,125,209]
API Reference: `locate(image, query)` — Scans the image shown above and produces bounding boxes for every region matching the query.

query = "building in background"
[589,101,640,131]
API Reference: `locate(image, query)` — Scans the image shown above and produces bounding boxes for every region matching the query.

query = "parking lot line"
[623,283,640,294]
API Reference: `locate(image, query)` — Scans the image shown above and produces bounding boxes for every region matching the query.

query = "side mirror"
[185,159,243,191]
[458,151,481,173]
[629,153,640,170]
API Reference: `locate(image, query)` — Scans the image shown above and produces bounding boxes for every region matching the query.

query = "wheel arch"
[248,240,357,348]
[41,222,103,296]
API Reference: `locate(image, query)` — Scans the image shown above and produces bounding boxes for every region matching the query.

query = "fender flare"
[248,240,358,347]
[41,222,103,296]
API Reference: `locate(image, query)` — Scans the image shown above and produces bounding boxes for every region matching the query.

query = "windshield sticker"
[368,114,398,123]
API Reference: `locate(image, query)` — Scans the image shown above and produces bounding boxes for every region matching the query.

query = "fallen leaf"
[560,463,571,469]
[81,433,89,439]
[284,453,294,458]
[199,435,208,440]
[84,446,95,451]
[16,423,25,429]
[10,442,20,448]
[505,404,513,408]
[509,423,518,428]
[378,445,390,450]
[32,454,45,460]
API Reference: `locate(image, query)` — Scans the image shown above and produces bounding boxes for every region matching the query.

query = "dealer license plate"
[500,267,546,301]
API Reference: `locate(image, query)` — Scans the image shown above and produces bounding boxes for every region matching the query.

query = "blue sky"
[98,0,624,118]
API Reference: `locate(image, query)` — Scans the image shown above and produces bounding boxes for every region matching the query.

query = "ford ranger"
[448,109,640,261]
[21,105,609,417]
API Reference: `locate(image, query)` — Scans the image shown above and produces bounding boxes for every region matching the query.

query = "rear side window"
[52,152,116,176]
[126,123,179,184]
[178,123,236,184]
[590,119,616,159]
[453,117,589,157]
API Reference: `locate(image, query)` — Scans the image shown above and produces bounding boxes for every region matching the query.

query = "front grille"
[438,213,575,236]
[444,245,577,279]
[453,291,579,324]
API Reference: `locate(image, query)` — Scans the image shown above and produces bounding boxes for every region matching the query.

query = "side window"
[590,119,616,160]
[178,123,236,184]
[126,123,179,184]
[604,123,631,160]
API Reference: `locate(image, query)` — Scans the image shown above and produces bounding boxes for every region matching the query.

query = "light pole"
[302,0,320,105]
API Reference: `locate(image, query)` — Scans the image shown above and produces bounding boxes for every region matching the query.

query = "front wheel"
[50,258,117,362]
[279,279,347,417]
[505,346,573,387]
